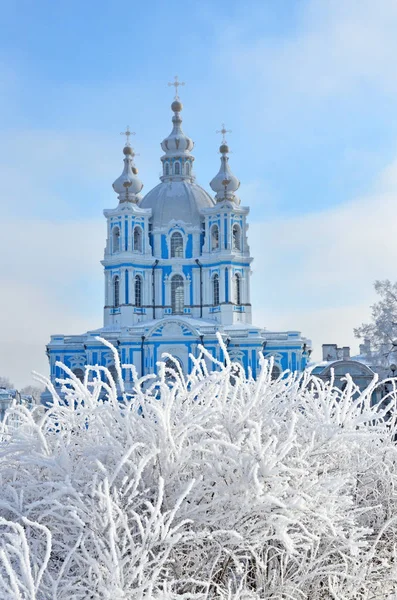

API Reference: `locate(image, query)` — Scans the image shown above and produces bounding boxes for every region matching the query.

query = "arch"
[174,162,181,175]
[133,225,143,252]
[114,275,120,307]
[232,224,241,251]
[165,162,170,176]
[164,357,183,383]
[230,362,244,386]
[271,364,281,380]
[170,231,184,258]
[134,274,142,307]
[213,274,220,306]
[234,273,241,305]
[72,368,84,382]
[108,364,118,383]
[185,162,190,176]
[171,274,184,314]
[211,224,219,251]
[112,226,120,253]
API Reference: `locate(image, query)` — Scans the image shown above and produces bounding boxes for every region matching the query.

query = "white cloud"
[214,0,397,137]
[250,158,397,359]
[223,0,397,94]
[0,218,104,388]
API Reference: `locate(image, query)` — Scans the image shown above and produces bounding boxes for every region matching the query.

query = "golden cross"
[168,75,185,98]
[120,126,135,145]
[216,123,232,143]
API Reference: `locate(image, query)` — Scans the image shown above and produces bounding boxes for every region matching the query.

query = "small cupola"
[210,124,240,203]
[112,128,144,203]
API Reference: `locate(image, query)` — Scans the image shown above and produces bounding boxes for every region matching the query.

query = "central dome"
[140,180,215,226]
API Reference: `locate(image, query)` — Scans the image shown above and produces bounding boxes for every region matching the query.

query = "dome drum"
[161,156,195,180]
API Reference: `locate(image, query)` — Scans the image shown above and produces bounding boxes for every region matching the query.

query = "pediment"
[148,319,197,339]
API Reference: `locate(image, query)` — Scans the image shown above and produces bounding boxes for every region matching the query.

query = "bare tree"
[20,385,44,403]
[355,279,397,370]
[0,376,14,389]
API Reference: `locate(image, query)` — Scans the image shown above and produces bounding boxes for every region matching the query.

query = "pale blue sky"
[2,0,397,386]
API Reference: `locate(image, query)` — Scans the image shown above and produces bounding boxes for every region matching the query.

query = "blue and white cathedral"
[46,82,311,389]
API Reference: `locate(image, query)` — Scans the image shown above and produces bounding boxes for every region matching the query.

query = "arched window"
[72,368,84,382]
[185,162,190,176]
[171,275,184,314]
[135,275,142,307]
[232,224,241,251]
[213,274,220,306]
[271,364,281,380]
[108,364,118,383]
[133,226,142,252]
[114,275,120,307]
[175,162,180,175]
[211,224,219,251]
[170,232,183,258]
[112,226,120,253]
[165,162,170,176]
[234,273,241,305]
[164,357,182,383]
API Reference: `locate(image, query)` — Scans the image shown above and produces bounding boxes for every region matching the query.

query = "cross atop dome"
[216,123,232,144]
[168,75,185,99]
[120,126,135,146]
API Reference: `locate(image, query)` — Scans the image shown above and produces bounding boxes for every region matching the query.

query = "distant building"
[45,82,311,395]
[0,388,35,424]
[309,343,384,403]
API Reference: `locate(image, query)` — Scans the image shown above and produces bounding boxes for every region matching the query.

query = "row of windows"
[164,161,191,177]
[112,227,242,257]
[212,273,241,305]
[210,223,241,251]
[112,225,143,253]
[113,275,142,308]
[170,226,242,255]
[113,272,242,310]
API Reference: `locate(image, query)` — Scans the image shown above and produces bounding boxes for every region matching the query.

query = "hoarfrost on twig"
[1,333,397,599]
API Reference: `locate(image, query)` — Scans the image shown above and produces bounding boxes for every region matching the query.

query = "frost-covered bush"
[1,336,397,599]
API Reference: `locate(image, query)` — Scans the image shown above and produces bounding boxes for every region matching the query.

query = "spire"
[112,131,143,203]
[210,124,240,203]
[160,76,195,182]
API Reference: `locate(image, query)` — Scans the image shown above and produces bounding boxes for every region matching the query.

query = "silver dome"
[140,180,215,226]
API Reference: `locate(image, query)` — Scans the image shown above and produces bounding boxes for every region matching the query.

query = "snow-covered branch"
[1,336,397,598]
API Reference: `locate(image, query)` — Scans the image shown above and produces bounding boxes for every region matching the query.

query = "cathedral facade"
[46,84,311,390]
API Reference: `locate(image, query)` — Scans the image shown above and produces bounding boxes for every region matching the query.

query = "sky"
[1,0,397,387]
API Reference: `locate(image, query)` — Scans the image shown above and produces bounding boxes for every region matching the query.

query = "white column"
[220,267,225,303]
[106,272,112,305]
[120,271,125,306]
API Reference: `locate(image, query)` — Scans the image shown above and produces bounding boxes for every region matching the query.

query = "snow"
[1,334,397,599]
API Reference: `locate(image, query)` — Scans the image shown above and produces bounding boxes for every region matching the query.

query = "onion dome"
[112,144,143,203]
[210,128,240,203]
[160,95,195,181]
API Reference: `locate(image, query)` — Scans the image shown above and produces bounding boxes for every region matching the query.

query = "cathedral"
[46,80,311,391]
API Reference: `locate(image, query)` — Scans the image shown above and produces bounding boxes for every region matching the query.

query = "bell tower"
[102,132,153,328]
[198,125,252,325]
